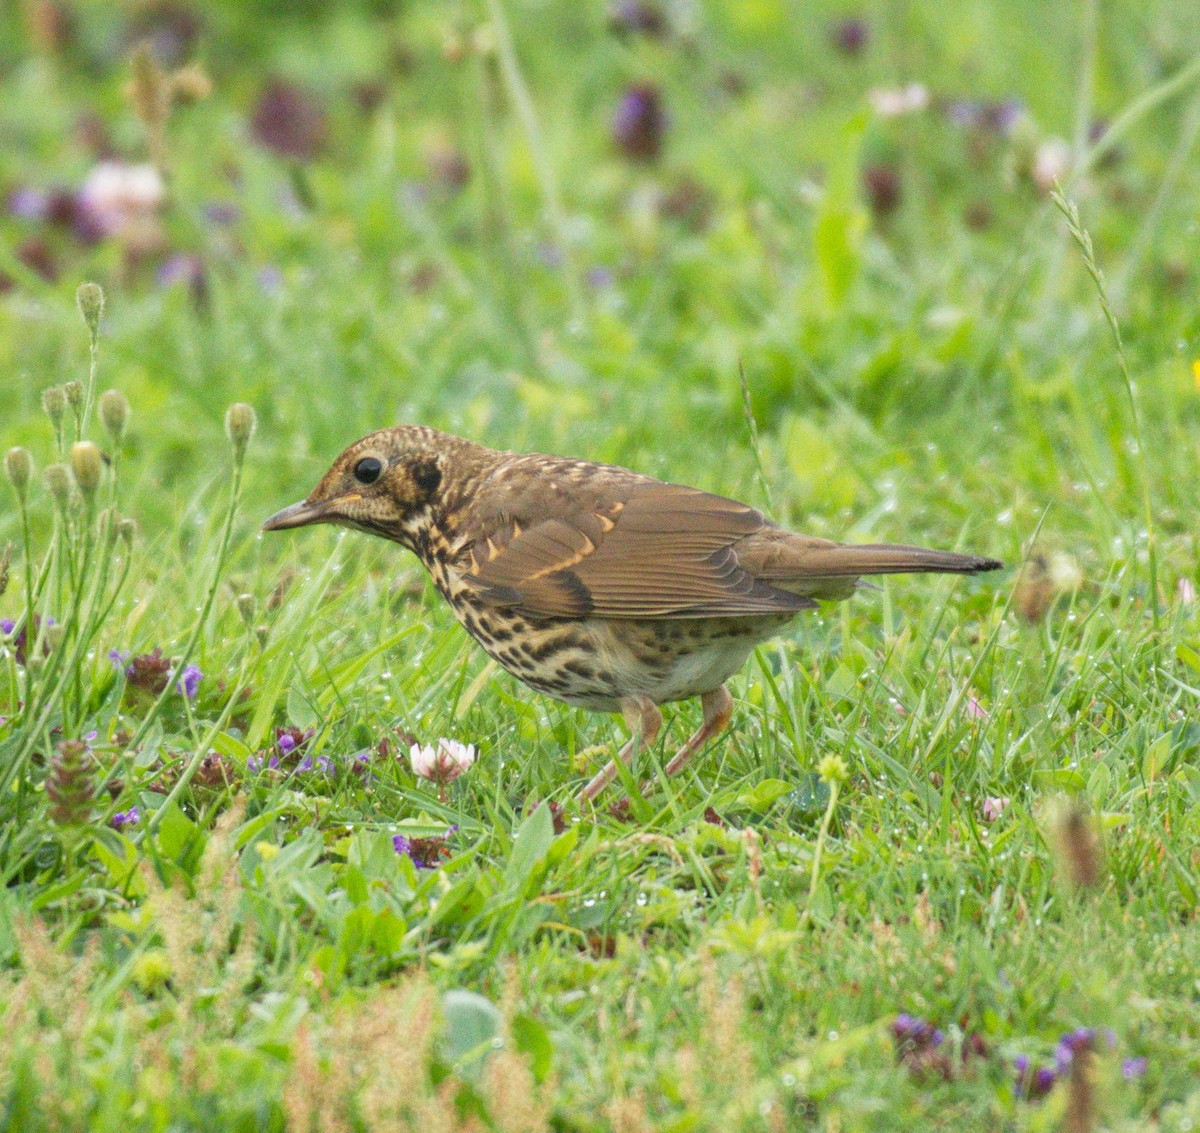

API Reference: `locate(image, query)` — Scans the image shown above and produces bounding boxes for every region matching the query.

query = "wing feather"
[463,479,815,619]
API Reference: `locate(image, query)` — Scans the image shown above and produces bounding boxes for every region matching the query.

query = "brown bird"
[263,427,1001,799]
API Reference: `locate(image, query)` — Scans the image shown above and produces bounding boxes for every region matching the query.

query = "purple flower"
[829,17,869,57]
[393,827,457,869]
[247,754,280,774]
[1013,1056,1058,1099]
[1054,1026,1095,1072]
[8,187,48,221]
[109,648,130,669]
[177,664,202,699]
[111,806,140,831]
[1,618,14,635]
[612,83,666,162]
[1122,1056,1147,1080]
[278,733,297,755]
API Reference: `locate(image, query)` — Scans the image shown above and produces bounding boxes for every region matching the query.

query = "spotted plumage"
[264,426,1001,799]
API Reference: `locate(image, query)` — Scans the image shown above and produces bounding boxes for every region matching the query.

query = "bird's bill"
[261,494,359,531]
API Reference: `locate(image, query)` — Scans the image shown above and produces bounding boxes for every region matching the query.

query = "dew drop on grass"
[827,1030,839,1041]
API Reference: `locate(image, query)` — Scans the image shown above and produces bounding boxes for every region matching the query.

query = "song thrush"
[263,427,1001,799]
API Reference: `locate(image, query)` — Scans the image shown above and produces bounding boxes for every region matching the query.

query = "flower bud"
[76,281,105,337]
[47,739,95,827]
[98,389,130,444]
[42,386,67,428]
[70,442,103,498]
[45,623,66,649]
[224,402,257,460]
[236,592,256,626]
[118,518,138,547]
[63,380,84,412]
[44,463,74,508]
[5,447,33,499]
[170,62,213,103]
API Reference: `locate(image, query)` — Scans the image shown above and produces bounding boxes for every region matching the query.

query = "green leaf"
[737,778,794,814]
[286,683,321,732]
[512,1013,554,1083]
[441,989,501,1075]
[504,803,555,893]
[1031,768,1087,794]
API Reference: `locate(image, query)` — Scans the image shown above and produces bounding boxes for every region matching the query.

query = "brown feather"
[463,476,817,619]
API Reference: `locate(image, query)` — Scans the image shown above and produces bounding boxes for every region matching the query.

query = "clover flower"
[409,738,476,784]
[1,618,13,635]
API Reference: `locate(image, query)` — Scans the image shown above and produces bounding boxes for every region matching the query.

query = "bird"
[263,427,1001,800]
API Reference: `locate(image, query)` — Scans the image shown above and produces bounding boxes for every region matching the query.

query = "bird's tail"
[793,543,1003,578]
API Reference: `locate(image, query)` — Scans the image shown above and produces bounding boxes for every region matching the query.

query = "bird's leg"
[660,685,734,779]
[580,695,662,801]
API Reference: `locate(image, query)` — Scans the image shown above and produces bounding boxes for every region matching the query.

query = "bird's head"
[262,426,456,546]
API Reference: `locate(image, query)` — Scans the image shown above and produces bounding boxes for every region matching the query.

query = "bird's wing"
[461,478,816,619]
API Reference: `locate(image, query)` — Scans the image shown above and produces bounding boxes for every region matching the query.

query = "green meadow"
[2,1,1200,1128]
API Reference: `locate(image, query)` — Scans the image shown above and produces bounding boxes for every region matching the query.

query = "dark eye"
[353,457,383,485]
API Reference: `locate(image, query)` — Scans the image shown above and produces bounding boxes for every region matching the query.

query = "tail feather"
[738,532,1001,599]
[808,543,1003,578]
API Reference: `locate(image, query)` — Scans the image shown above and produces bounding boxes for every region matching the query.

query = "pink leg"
[660,685,735,779]
[580,696,662,801]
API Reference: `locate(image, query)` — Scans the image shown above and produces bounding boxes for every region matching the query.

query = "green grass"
[3,0,1200,1128]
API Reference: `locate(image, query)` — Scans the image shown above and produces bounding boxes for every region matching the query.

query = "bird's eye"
[353,457,383,485]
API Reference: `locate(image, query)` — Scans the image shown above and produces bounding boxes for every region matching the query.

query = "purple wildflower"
[1013,1056,1058,1100]
[1122,1057,1147,1080]
[612,83,666,162]
[1,618,14,635]
[1055,1027,1095,1072]
[177,664,202,699]
[8,187,48,220]
[247,754,280,774]
[109,648,130,669]
[393,828,456,869]
[278,733,297,756]
[830,16,869,57]
[111,806,140,831]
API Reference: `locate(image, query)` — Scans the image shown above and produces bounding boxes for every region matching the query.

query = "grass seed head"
[1049,798,1103,890]
[236,592,256,625]
[43,462,74,509]
[224,402,257,460]
[118,517,137,547]
[97,389,129,443]
[42,386,67,429]
[5,447,33,498]
[63,380,83,412]
[76,281,105,336]
[70,441,103,498]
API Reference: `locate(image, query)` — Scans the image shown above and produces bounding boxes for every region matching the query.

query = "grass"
[3,0,1200,1128]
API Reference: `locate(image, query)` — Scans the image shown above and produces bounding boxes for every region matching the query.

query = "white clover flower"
[1032,138,1071,193]
[868,82,929,118]
[78,161,166,241]
[409,738,476,784]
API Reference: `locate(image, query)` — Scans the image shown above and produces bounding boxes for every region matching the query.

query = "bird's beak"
[262,494,359,532]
